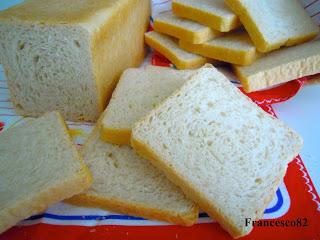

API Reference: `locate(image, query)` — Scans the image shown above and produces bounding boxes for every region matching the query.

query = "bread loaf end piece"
[0,0,150,121]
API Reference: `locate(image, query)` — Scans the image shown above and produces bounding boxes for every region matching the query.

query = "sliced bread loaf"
[154,12,222,44]
[172,0,240,32]
[145,31,207,69]
[0,111,92,234]
[0,0,150,121]
[234,40,320,92]
[225,0,319,52]
[131,65,303,238]
[101,66,196,145]
[67,125,198,226]
[179,30,258,65]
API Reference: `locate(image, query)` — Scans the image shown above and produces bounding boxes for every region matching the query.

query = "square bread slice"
[0,0,150,122]
[172,0,240,32]
[154,12,222,44]
[145,31,207,69]
[225,0,319,53]
[101,66,196,145]
[179,30,258,65]
[131,65,303,238]
[0,111,92,234]
[234,40,320,92]
[66,125,198,226]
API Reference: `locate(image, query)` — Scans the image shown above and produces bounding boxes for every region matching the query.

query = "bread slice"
[234,40,320,92]
[0,111,92,234]
[179,30,258,65]
[172,0,240,32]
[225,0,319,53]
[131,65,303,238]
[66,124,198,226]
[0,0,150,122]
[154,12,222,44]
[145,31,207,69]
[101,66,196,145]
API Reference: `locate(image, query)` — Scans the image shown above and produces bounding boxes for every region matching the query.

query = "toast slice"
[67,125,198,226]
[154,12,222,44]
[131,65,303,238]
[234,40,320,92]
[145,31,207,69]
[225,0,319,52]
[179,30,258,65]
[172,0,240,32]
[101,66,196,145]
[0,112,92,234]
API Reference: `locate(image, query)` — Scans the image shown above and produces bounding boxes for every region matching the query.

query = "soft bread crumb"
[132,65,303,238]
[225,0,319,52]
[101,66,198,145]
[67,124,198,226]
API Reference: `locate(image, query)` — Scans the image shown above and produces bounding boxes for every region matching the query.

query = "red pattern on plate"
[0,121,4,132]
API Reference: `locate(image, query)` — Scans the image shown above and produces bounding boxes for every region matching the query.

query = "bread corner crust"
[65,193,198,227]
[145,32,206,70]
[224,0,270,53]
[100,125,131,145]
[130,137,249,238]
[172,0,239,32]
[0,165,93,235]
[232,66,252,93]
[54,111,93,188]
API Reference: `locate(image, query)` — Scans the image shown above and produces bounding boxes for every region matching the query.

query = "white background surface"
[0,0,319,196]
[273,84,320,195]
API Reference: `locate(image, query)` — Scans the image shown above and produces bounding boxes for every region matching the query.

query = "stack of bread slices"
[146,0,320,92]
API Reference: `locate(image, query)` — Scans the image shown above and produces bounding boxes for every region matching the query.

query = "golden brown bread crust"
[91,0,150,113]
[0,169,92,234]
[100,127,132,145]
[66,193,199,226]
[172,0,241,32]
[0,0,129,24]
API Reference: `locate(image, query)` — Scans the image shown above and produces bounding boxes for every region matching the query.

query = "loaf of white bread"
[0,112,92,234]
[0,0,150,122]
[67,122,198,226]
[132,65,303,238]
